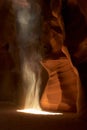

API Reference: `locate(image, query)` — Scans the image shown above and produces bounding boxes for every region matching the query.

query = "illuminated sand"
[17,109,63,115]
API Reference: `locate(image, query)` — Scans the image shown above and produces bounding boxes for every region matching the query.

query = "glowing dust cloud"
[17,109,63,115]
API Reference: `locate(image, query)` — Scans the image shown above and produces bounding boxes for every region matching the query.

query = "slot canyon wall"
[62,0,87,117]
[0,0,87,117]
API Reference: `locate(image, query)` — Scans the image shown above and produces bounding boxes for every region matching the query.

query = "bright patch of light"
[17,109,63,115]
